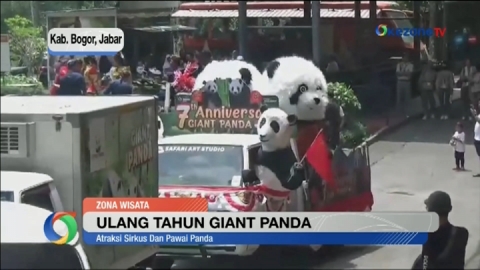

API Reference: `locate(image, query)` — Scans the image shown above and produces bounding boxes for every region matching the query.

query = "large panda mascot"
[193,60,267,109]
[261,56,344,156]
[243,105,305,211]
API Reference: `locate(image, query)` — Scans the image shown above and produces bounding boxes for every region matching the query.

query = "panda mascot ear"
[287,114,297,126]
[260,104,268,113]
[265,60,280,79]
[239,68,252,85]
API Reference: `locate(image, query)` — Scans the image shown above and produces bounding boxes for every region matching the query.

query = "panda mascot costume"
[243,105,305,211]
[261,56,344,157]
[193,60,267,109]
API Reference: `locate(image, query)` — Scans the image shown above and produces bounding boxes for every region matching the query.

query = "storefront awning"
[131,25,197,33]
[172,9,375,19]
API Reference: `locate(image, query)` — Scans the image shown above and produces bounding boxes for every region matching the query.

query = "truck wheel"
[151,257,174,270]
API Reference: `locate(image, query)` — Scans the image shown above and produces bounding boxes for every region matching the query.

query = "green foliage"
[341,121,368,149]
[1,74,41,85]
[1,1,117,30]
[5,16,46,74]
[1,75,45,96]
[327,82,368,148]
[327,82,361,114]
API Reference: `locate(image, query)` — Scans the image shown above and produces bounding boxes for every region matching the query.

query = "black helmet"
[425,191,452,215]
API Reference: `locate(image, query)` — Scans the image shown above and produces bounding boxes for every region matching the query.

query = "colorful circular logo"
[43,212,78,245]
[376,24,388,36]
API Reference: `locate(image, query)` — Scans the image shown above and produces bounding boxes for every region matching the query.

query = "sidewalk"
[363,88,463,139]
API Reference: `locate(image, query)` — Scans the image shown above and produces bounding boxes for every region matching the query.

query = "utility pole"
[429,1,437,59]
[238,1,248,59]
[311,1,321,66]
[30,1,35,24]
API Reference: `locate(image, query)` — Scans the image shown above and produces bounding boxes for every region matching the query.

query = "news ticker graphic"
[82,198,438,245]
[48,28,124,56]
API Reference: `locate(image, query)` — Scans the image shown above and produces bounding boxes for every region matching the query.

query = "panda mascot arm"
[255,105,305,192]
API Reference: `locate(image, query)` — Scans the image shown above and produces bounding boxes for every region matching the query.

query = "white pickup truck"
[1,96,160,269]
[1,202,90,269]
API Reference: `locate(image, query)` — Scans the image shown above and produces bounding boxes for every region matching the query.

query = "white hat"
[236,56,244,60]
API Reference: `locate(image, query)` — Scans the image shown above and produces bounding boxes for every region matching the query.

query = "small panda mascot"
[262,56,344,156]
[243,105,305,211]
[193,60,266,109]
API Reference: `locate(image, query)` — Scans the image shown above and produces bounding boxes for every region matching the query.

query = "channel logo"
[43,212,78,245]
[376,24,388,36]
[375,24,446,38]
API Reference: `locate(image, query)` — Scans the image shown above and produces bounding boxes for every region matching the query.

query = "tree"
[5,16,46,75]
[1,1,117,28]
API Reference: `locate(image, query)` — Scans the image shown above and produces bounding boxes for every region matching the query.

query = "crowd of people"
[50,53,135,96]
[396,55,480,120]
[48,50,221,97]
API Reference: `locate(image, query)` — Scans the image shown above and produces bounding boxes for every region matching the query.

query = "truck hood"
[158,185,259,212]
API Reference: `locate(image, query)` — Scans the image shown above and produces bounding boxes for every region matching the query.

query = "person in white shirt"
[435,61,455,120]
[450,122,466,171]
[470,100,480,177]
[396,53,414,114]
[471,63,480,101]
[460,58,477,120]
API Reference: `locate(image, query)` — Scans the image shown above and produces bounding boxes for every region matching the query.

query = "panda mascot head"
[193,60,266,108]
[262,56,329,121]
[262,56,344,152]
[251,105,304,202]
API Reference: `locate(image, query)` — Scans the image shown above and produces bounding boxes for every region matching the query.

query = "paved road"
[172,118,480,269]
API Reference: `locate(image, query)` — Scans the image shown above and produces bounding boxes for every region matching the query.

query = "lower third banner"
[83,232,427,245]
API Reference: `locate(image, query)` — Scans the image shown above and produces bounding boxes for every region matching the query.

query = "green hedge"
[0,75,46,96]
[327,82,368,148]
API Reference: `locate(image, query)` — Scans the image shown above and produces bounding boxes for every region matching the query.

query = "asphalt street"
[172,118,480,269]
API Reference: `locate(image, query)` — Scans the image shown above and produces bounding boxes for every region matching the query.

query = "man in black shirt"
[57,60,86,95]
[412,191,469,269]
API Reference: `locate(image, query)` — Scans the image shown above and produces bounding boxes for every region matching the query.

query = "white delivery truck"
[0,96,159,269]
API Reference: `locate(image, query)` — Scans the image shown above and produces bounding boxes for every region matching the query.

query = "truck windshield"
[0,191,14,202]
[158,144,243,186]
[1,243,84,269]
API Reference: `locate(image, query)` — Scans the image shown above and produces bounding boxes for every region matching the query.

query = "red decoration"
[250,90,263,105]
[468,35,478,45]
[192,90,203,103]
[172,62,198,93]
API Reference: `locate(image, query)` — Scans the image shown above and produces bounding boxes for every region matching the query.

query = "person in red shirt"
[50,60,69,95]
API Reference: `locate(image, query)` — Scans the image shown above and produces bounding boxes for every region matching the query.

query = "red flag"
[305,132,337,190]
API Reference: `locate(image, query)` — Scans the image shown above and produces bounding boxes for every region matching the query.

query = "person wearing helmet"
[412,191,469,269]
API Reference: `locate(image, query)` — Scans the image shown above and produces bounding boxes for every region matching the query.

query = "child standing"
[450,122,466,170]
